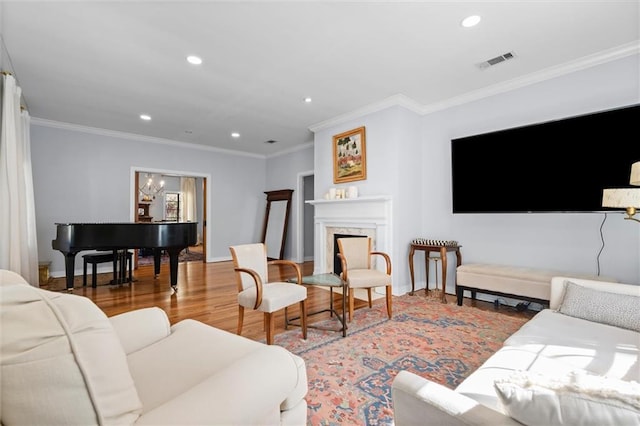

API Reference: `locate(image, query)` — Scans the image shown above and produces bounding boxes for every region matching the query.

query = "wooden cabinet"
[137,202,152,222]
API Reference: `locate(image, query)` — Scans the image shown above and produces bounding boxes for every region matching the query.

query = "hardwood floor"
[43,260,533,342]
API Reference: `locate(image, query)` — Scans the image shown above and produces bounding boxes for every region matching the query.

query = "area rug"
[273,294,531,426]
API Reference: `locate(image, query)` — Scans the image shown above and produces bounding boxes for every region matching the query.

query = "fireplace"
[306,195,393,277]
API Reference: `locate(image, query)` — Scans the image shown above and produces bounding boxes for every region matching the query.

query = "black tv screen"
[451,104,639,213]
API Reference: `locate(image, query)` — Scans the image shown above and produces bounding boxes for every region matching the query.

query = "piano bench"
[83,251,133,288]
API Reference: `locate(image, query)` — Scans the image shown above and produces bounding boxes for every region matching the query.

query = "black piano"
[52,222,198,291]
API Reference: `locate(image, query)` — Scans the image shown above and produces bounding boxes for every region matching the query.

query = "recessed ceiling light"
[231,132,240,138]
[461,15,481,28]
[140,114,151,121]
[187,55,203,65]
[304,97,312,103]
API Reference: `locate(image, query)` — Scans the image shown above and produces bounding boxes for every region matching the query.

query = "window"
[164,192,180,221]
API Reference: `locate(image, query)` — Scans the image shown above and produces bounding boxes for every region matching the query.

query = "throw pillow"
[494,370,640,426]
[557,280,640,332]
[1,281,142,425]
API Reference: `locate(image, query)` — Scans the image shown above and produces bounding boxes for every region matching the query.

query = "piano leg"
[153,249,162,278]
[167,248,181,292]
[64,252,78,290]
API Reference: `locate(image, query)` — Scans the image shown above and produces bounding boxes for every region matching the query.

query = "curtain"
[180,177,200,244]
[0,73,39,285]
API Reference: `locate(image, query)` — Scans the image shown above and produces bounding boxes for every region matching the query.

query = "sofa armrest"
[392,371,521,426]
[109,307,171,354]
[134,346,304,425]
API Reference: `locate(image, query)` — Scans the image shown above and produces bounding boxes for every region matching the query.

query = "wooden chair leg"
[300,300,307,340]
[349,287,355,322]
[284,306,289,330]
[386,285,393,319]
[237,306,244,336]
[367,288,372,308]
[265,312,274,345]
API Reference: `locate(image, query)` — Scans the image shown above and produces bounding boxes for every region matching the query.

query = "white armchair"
[230,243,307,344]
[1,269,308,425]
[337,237,392,321]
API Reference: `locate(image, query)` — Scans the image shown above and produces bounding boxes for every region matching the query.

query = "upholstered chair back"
[337,237,371,270]
[230,243,269,291]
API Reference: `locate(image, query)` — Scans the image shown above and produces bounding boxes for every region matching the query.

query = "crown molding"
[266,141,314,159]
[308,94,424,133]
[30,117,266,159]
[309,42,640,132]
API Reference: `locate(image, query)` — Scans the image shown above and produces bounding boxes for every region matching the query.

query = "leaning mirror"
[261,189,293,260]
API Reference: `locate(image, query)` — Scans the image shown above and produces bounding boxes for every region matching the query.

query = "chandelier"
[139,174,165,201]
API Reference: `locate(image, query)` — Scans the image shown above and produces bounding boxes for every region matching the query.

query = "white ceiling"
[1,1,638,156]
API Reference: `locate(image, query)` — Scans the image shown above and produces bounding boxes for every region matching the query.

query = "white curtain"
[180,177,200,244]
[0,73,39,285]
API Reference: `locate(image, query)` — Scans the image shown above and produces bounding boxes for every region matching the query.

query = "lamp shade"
[602,188,640,208]
[630,161,640,186]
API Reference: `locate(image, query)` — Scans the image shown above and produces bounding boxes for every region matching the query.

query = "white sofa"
[0,269,308,425]
[392,276,640,426]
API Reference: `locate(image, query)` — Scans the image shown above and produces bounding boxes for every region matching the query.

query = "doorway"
[295,171,315,263]
[132,167,210,266]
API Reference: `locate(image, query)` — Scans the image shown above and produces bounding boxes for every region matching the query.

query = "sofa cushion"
[494,370,640,426]
[502,309,639,381]
[558,281,640,332]
[0,280,142,425]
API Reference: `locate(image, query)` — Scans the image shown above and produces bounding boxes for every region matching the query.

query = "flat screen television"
[451,104,639,214]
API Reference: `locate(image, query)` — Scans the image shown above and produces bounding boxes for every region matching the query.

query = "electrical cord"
[596,213,608,276]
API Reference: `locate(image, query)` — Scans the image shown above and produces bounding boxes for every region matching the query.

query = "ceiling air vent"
[476,51,516,69]
[264,139,278,144]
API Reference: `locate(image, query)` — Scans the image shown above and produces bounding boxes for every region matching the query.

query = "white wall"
[312,55,640,297]
[26,53,640,292]
[32,123,267,277]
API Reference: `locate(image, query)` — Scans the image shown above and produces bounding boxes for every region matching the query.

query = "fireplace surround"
[306,195,393,277]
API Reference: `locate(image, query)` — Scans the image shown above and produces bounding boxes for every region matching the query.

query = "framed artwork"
[333,126,367,183]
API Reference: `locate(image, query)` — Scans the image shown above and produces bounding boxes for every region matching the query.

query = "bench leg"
[127,253,133,283]
[456,286,463,306]
[83,260,88,287]
[92,263,98,288]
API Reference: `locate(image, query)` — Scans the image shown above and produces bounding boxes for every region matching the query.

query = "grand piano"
[52,222,198,291]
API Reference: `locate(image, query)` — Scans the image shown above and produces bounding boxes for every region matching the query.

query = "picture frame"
[333,126,367,183]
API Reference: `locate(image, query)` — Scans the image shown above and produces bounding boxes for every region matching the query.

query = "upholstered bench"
[455,263,615,307]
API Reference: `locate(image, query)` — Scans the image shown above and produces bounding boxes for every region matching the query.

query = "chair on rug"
[337,237,392,322]
[229,243,307,344]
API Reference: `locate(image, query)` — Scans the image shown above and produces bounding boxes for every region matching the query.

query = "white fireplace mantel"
[307,195,393,276]
[306,195,392,206]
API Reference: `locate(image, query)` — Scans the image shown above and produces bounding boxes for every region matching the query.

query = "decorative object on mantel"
[602,161,640,223]
[139,173,165,201]
[324,185,358,200]
[333,126,367,184]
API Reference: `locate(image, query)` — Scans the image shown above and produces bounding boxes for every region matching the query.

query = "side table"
[287,273,347,337]
[408,243,462,303]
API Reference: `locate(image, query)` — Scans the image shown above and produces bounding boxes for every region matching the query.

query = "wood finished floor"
[43,260,533,342]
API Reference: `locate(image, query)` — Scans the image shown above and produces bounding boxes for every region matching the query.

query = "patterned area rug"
[273,294,531,426]
[137,248,203,266]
